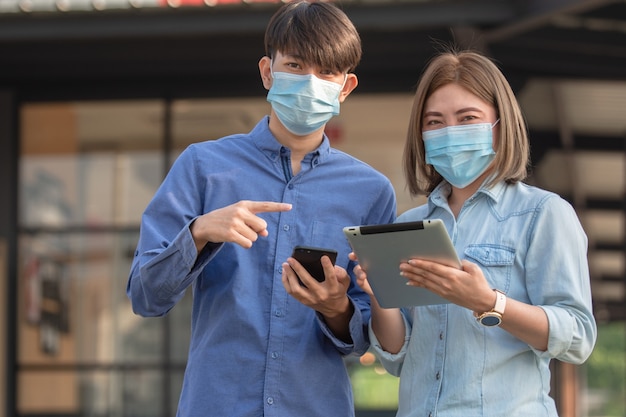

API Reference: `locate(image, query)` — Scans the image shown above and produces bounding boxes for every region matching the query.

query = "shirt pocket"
[463,244,515,292]
[310,220,351,269]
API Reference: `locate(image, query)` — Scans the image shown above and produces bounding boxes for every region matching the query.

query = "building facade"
[1,1,626,416]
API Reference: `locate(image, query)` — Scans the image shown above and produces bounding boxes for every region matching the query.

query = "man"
[127,2,396,416]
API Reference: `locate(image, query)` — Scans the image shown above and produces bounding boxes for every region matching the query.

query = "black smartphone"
[291,245,338,284]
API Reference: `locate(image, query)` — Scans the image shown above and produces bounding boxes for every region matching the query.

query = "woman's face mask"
[266,63,346,136]
[423,120,499,188]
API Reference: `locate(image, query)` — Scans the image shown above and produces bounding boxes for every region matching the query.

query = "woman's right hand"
[351,252,406,354]
[349,252,374,297]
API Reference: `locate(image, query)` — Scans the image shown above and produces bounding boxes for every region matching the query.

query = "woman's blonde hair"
[403,49,530,196]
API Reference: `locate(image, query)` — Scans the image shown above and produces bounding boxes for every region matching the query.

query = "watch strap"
[492,289,506,315]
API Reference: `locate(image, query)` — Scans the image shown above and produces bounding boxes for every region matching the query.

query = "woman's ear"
[338,73,358,103]
[258,56,273,90]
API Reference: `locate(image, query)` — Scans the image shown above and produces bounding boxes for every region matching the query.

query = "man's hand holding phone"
[282,245,354,342]
[290,246,338,286]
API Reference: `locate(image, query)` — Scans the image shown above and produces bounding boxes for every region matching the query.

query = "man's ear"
[338,73,358,103]
[259,56,272,90]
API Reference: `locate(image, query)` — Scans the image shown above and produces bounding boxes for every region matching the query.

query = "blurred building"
[1,0,625,416]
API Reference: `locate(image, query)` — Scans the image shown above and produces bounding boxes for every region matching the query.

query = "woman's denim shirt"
[370,180,597,417]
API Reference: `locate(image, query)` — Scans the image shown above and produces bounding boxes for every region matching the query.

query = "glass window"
[17,100,187,416]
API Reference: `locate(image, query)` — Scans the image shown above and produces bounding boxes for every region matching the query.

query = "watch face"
[480,315,502,327]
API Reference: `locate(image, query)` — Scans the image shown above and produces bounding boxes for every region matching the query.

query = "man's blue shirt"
[127,116,397,417]
[370,180,596,417]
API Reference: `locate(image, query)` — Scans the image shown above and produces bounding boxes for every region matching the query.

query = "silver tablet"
[343,219,461,308]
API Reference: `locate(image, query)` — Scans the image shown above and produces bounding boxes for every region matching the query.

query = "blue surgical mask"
[267,68,345,136]
[423,120,499,188]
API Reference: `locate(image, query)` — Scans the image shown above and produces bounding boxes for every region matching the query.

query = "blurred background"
[1,0,625,416]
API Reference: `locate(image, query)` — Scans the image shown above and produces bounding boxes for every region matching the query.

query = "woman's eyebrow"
[456,107,485,115]
[423,111,443,118]
[423,107,485,119]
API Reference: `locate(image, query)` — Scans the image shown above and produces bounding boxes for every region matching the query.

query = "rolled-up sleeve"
[368,312,412,377]
[526,196,597,363]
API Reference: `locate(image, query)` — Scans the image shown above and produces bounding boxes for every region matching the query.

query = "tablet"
[343,219,461,308]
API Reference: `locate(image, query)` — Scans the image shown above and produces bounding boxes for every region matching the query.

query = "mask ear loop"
[340,73,348,89]
[492,118,500,128]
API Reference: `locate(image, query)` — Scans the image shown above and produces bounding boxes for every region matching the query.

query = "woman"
[353,50,596,416]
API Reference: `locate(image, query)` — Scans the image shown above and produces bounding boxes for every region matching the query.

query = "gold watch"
[475,289,506,327]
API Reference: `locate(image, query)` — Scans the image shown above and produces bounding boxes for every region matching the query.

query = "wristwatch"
[475,289,506,327]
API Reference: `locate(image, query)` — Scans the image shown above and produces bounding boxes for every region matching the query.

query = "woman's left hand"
[400,258,495,312]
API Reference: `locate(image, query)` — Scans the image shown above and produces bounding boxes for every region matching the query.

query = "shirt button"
[267,397,274,405]
[271,351,279,359]
[275,310,282,317]
[288,184,294,189]
[439,332,443,340]
[436,372,440,380]
[283,225,290,231]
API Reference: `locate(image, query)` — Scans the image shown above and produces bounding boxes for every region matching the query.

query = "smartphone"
[291,245,338,284]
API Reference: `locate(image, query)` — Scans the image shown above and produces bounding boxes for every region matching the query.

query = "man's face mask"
[267,63,346,136]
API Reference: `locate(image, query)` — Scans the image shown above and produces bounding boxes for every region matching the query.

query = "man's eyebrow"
[281,52,304,61]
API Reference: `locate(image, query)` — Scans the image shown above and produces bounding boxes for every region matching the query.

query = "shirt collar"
[427,178,506,212]
[252,116,331,165]
[480,179,506,203]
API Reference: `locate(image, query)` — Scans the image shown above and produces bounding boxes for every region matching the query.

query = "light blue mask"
[423,120,499,188]
[267,69,345,136]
